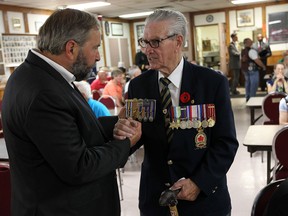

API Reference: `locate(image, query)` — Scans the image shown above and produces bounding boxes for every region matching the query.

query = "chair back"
[251,179,285,216]
[0,162,11,216]
[98,95,116,109]
[272,125,288,180]
[92,90,101,100]
[262,92,287,125]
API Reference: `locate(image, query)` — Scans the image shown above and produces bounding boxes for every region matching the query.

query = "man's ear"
[65,40,77,59]
[176,34,184,48]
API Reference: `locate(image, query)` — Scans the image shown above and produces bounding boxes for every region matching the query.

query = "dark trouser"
[231,68,240,93]
[259,68,266,91]
[140,211,232,216]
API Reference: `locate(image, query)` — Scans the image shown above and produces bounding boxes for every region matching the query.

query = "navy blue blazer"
[2,51,130,216]
[128,60,239,216]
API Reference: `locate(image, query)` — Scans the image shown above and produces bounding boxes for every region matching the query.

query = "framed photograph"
[105,21,110,36]
[268,12,288,44]
[236,9,254,27]
[136,24,145,40]
[34,21,43,32]
[12,17,21,30]
[111,23,123,36]
[202,40,211,51]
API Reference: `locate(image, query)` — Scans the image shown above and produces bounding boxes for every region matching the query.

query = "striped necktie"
[160,77,173,143]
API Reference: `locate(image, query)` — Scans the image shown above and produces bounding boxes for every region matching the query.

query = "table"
[243,125,283,184]
[246,96,264,125]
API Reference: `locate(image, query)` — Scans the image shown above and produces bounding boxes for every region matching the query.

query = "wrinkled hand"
[170,178,200,201]
[113,118,142,147]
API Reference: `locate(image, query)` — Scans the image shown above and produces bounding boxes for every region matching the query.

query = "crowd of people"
[227,32,288,102]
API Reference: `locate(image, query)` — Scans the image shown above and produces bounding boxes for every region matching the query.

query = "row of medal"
[125,99,156,122]
[125,99,216,130]
[168,104,216,130]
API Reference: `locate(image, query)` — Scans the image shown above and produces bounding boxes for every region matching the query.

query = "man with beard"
[1,9,141,216]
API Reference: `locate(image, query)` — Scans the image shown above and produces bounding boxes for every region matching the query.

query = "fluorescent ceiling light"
[269,20,282,25]
[67,2,110,10]
[231,0,270,4]
[119,11,153,19]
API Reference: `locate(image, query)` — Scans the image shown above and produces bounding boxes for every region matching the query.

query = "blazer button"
[167,160,173,165]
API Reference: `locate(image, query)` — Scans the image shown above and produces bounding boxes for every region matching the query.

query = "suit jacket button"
[167,160,173,165]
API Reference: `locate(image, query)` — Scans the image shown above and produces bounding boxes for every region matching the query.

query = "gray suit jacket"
[228,42,241,69]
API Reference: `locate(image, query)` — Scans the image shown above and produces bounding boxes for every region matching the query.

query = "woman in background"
[266,63,288,93]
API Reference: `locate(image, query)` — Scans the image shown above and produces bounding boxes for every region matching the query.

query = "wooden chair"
[272,125,288,181]
[262,92,287,125]
[251,179,285,216]
[259,92,287,162]
[0,162,11,216]
[98,95,116,110]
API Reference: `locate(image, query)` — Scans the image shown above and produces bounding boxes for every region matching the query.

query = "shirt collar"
[31,49,75,84]
[158,57,184,89]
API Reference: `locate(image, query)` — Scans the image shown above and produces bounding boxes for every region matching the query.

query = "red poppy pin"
[180,92,190,104]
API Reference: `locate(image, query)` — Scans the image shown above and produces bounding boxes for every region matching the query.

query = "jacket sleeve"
[24,91,130,185]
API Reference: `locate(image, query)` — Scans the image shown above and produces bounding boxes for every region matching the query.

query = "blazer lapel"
[179,60,197,106]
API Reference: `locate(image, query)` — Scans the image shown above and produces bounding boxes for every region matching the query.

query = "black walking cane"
[159,188,181,216]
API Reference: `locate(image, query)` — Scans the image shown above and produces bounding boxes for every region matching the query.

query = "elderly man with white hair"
[124,65,142,94]
[74,80,111,118]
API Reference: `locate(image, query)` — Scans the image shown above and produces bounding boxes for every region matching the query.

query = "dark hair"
[37,8,100,54]
[231,33,237,39]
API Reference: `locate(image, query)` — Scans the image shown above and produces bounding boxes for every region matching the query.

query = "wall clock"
[206,15,214,23]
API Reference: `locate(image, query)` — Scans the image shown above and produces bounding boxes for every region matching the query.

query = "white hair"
[74,81,92,99]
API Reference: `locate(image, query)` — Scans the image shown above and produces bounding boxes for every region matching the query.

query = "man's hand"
[170,178,200,201]
[113,118,142,147]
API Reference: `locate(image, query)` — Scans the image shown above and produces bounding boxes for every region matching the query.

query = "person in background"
[279,94,288,125]
[90,66,110,94]
[278,50,288,63]
[135,49,149,72]
[252,33,272,91]
[74,81,111,117]
[266,63,288,93]
[1,8,141,216]
[241,38,267,102]
[124,65,141,94]
[228,33,241,95]
[116,9,238,216]
[103,68,125,107]
[283,55,288,78]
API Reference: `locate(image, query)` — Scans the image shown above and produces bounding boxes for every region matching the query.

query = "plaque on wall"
[105,21,110,36]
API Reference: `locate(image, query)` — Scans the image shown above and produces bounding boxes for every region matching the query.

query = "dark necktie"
[160,77,173,143]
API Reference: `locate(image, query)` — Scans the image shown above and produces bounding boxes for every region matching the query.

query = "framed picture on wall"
[136,24,145,40]
[236,9,254,27]
[104,21,110,36]
[12,17,21,30]
[268,12,288,44]
[111,23,123,36]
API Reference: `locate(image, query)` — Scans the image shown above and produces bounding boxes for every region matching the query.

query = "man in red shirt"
[90,66,110,93]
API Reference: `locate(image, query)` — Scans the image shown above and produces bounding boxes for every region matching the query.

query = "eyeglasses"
[138,34,177,48]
